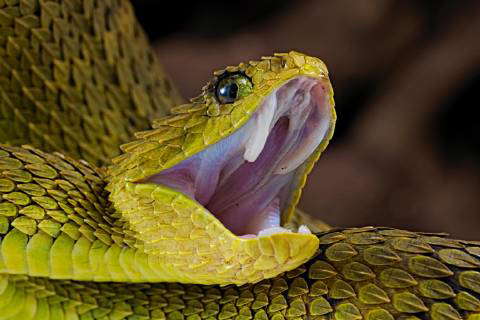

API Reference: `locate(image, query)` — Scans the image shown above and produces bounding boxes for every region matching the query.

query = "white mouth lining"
[147,76,332,237]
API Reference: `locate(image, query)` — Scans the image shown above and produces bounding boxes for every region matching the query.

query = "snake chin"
[148,76,332,237]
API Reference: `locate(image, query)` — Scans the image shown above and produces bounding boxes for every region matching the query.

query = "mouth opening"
[147,76,332,238]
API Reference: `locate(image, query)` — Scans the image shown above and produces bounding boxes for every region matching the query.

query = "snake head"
[107,51,336,285]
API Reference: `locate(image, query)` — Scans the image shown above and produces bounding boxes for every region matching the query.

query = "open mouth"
[146,76,332,238]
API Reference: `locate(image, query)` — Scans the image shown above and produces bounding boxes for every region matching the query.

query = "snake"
[1,1,480,319]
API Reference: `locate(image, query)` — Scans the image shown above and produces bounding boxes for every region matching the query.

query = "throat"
[205,117,291,234]
[149,116,295,236]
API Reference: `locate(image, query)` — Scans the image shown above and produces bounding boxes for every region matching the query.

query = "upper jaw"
[146,75,334,238]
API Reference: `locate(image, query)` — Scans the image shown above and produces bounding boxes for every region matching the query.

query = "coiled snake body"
[1,1,480,319]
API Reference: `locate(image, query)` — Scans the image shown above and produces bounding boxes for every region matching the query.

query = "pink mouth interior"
[147,77,331,237]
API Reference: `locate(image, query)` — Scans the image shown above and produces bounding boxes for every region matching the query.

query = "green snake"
[1,1,480,319]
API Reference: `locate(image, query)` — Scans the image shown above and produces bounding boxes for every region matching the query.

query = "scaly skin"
[0,0,182,166]
[1,1,480,319]
[3,226,480,319]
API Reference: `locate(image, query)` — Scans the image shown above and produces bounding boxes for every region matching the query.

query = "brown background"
[132,0,480,239]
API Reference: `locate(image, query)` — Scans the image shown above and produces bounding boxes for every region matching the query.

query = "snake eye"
[215,73,253,104]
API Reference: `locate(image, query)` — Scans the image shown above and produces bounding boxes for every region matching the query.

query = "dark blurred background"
[132,0,480,239]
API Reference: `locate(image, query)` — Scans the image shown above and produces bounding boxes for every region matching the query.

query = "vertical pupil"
[227,83,238,98]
